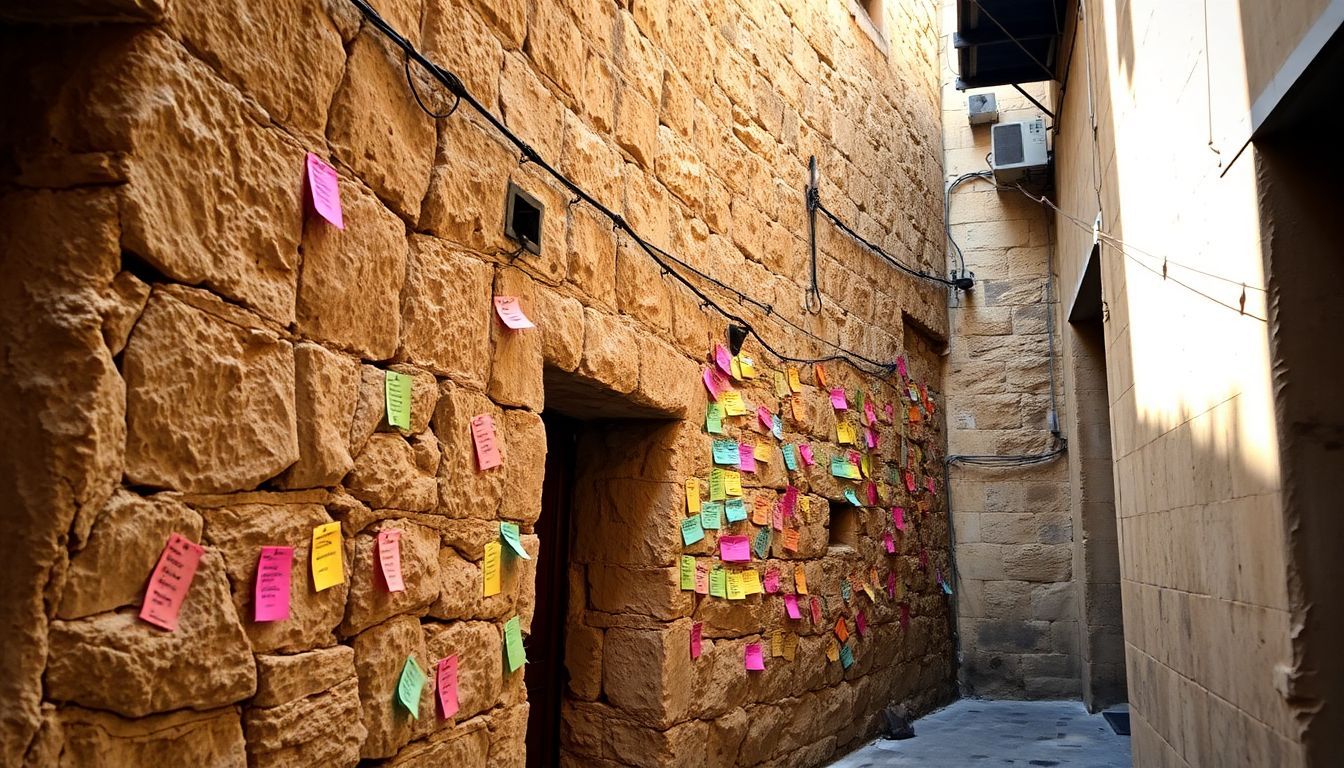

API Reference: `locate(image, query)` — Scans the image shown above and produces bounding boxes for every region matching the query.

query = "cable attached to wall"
[350,0,933,377]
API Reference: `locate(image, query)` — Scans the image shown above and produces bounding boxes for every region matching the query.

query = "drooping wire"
[813,200,960,288]
[404,55,460,119]
[345,0,898,375]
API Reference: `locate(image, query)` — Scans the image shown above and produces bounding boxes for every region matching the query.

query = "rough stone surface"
[275,342,360,489]
[399,235,494,386]
[253,645,356,707]
[346,432,440,512]
[340,519,442,636]
[244,677,366,768]
[352,615,432,759]
[57,706,248,767]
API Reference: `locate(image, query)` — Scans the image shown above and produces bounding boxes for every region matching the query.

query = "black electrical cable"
[404,55,460,119]
[813,201,960,288]
[345,0,899,376]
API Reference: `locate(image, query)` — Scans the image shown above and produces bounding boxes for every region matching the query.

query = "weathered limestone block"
[56,706,246,767]
[565,623,603,701]
[399,236,493,386]
[424,620,503,721]
[327,29,434,221]
[603,624,693,726]
[694,592,768,642]
[560,113,623,208]
[346,433,438,512]
[489,269,544,410]
[243,677,365,768]
[276,342,359,489]
[587,564,690,620]
[199,501,346,653]
[422,0,503,110]
[500,408,545,525]
[534,284,584,372]
[99,270,150,356]
[431,526,535,621]
[572,478,681,567]
[499,50,567,160]
[706,706,750,766]
[419,116,514,253]
[739,702,792,764]
[296,178,406,360]
[46,550,257,717]
[352,614,432,759]
[603,715,708,768]
[350,364,437,452]
[123,287,297,493]
[57,490,203,620]
[577,307,639,394]
[252,645,355,707]
[383,717,490,766]
[340,519,441,636]
[83,32,304,324]
[526,0,584,100]
[169,0,345,141]
[633,337,701,417]
[432,382,504,518]
[486,703,530,768]
[566,206,618,309]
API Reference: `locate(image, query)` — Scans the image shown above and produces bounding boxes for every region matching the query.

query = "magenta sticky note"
[864,400,877,426]
[745,642,765,671]
[738,443,757,473]
[715,344,732,375]
[884,532,896,554]
[896,356,908,378]
[926,476,936,494]
[810,596,822,624]
[691,622,703,659]
[764,569,780,593]
[799,444,815,466]
[305,152,344,230]
[782,486,798,516]
[785,594,801,619]
[437,655,460,719]
[254,545,293,623]
[493,296,535,329]
[865,427,878,449]
[904,471,917,492]
[756,406,771,431]
[703,368,728,401]
[866,482,878,505]
[378,529,405,593]
[893,506,906,530]
[719,535,751,562]
[139,533,204,632]
[829,388,848,410]
[856,610,868,636]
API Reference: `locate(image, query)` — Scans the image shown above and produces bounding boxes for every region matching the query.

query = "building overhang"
[954,0,1066,89]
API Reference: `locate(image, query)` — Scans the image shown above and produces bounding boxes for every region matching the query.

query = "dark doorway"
[524,411,577,768]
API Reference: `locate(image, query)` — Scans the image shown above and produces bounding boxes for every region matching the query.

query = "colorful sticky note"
[788,367,802,393]
[686,478,701,514]
[724,498,747,522]
[741,569,763,595]
[783,631,799,661]
[745,642,766,671]
[695,564,709,594]
[706,403,724,434]
[311,522,344,592]
[790,395,804,422]
[724,470,743,497]
[841,578,852,601]
[764,569,780,593]
[703,368,727,401]
[680,555,696,590]
[437,655,459,719]
[377,530,405,593]
[691,622,703,659]
[782,444,798,471]
[785,593,802,619]
[839,642,854,669]
[884,532,896,554]
[770,629,784,658]
[829,456,848,478]
[856,610,868,636]
[836,421,855,445]
[926,475,937,494]
[739,356,756,378]
[720,535,750,562]
[714,344,732,375]
[887,571,897,598]
[781,527,800,551]
[864,427,878,449]
[730,355,742,380]
[482,541,501,597]
[701,501,723,530]
[254,546,292,623]
[397,656,425,718]
[751,495,770,525]
[756,405,773,431]
[500,521,530,560]
[681,516,706,546]
[896,355,908,378]
[713,439,738,465]
[726,571,745,600]
[834,617,849,643]
[796,569,808,595]
[305,152,344,229]
[721,390,747,415]
[754,443,770,463]
[829,388,848,410]
[942,579,954,596]
[503,616,526,672]
[470,414,502,471]
[799,444,815,466]
[738,443,757,473]
[905,471,917,492]
[139,533,204,631]
[825,638,840,662]
[493,296,535,329]
[893,506,906,530]
[384,370,412,430]
[709,469,727,501]
[709,567,726,597]
[814,363,829,388]
[752,527,771,559]
[843,488,861,507]
[771,415,783,440]
[811,596,823,624]
[774,370,789,397]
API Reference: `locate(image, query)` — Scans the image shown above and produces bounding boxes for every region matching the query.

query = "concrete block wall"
[0,0,957,765]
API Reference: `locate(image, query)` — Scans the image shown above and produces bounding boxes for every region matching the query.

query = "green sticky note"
[384,370,412,430]
[504,616,526,673]
[830,455,848,478]
[844,488,861,507]
[839,642,854,669]
[500,521,530,560]
[680,555,695,590]
[724,498,747,523]
[712,439,739,465]
[681,515,705,546]
[706,403,724,434]
[783,444,798,471]
[701,502,722,530]
[752,527,771,559]
[396,655,425,718]
[709,567,726,597]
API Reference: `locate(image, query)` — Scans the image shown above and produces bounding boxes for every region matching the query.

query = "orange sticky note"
[795,569,808,595]
[482,541,502,597]
[782,527,800,552]
[834,617,849,643]
[752,496,771,525]
[814,363,828,388]
[139,533,204,631]
[470,413,503,471]
[378,529,405,593]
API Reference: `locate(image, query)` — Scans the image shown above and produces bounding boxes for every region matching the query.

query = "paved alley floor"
[829,700,1131,768]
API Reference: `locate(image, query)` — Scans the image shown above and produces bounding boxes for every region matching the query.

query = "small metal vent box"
[991,117,1049,184]
[967,93,998,124]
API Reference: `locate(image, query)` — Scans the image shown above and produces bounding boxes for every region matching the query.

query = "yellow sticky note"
[837,422,855,445]
[724,470,743,497]
[482,541,502,597]
[795,569,808,595]
[721,391,747,416]
[788,367,802,393]
[740,357,757,378]
[741,569,763,595]
[861,453,872,478]
[726,571,745,600]
[800,497,811,516]
[311,522,344,592]
[774,371,789,397]
[783,632,798,661]
[826,638,840,662]
[686,478,701,514]
[730,356,742,380]
[770,629,784,658]
[753,443,770,463]
[709,469,727,501]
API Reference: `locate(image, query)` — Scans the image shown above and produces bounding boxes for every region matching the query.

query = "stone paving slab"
[829,699,1131,768]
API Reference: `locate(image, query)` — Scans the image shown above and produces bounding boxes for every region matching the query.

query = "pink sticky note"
[771,505,783,531]
[883,532,896,554]
[782,486,798,516]
[715,344,732,375]
[437,655,460,719]
[865,427,878,449]
[896,356,908,378]
[691,622,703,659]
[829,388,848,410]
[703,368,728,401]
[757,406,773,430]
[799,444,815,466]
[719,535,751,562]
[255,546,293,622]
[925,476,936,494]
[493,296,535,329]
[140,533,204,631]
[764,569,780,593]
[883,403,895,423]
[745,642,765,671]
[904,471,917,492]
[866,482,878,506]
[470,414,502,471]
[893,507,906,531]
[305,152,344,229]
[378,529,405,593]
[785,594,802,619]
[864,400,877,426]
[738,443,757,473]
[695,564,709,594]
[856,611,868,636]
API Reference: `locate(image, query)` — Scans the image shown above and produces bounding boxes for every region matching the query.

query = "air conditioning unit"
[967,93,998,124]
[990,117,1049,184]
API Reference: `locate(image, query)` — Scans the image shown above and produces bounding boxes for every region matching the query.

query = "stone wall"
[0,0,956,765]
